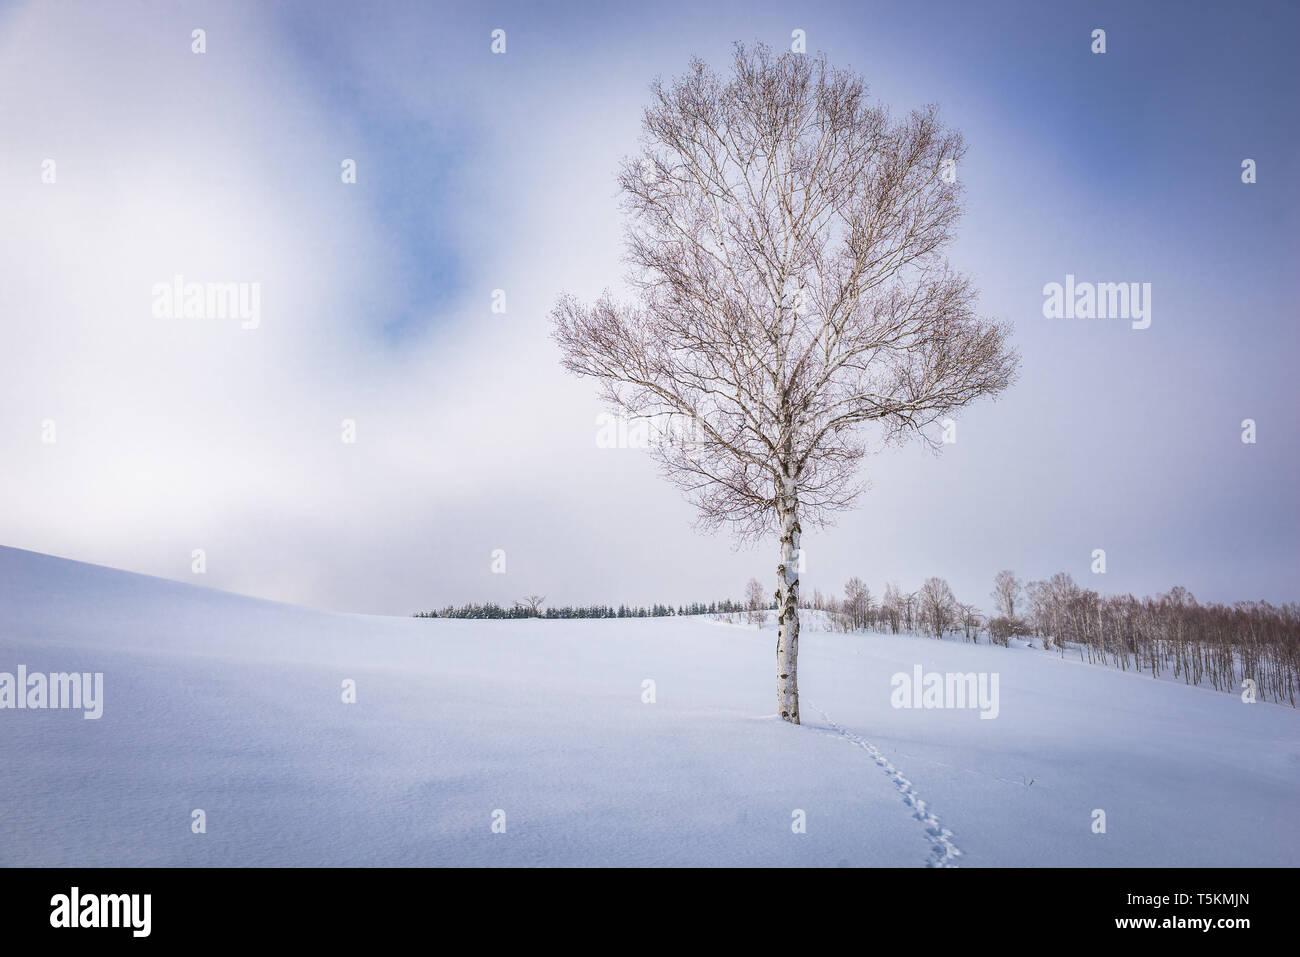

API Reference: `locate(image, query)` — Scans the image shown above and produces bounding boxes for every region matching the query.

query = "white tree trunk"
[776,480,801,724]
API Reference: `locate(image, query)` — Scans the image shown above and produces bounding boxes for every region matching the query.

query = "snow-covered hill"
[1,545,1295,867]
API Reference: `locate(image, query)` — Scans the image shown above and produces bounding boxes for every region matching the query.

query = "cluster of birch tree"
[1020,575,1298,705]
[806,576,983,642]
[795,569,1298,705]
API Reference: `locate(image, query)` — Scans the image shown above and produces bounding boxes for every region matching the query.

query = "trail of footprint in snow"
[811,706,963,868]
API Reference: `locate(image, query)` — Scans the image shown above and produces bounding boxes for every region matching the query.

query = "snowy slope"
[1,545,1296,867]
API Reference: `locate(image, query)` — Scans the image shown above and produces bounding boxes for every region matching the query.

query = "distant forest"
[414,598,756,620]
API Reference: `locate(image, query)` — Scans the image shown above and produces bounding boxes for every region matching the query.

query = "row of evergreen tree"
[414,599,750,620]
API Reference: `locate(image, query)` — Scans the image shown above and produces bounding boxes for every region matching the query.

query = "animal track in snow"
[812,706,963,868]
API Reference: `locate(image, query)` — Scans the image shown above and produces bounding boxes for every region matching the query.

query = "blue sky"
[1,0,1296,613]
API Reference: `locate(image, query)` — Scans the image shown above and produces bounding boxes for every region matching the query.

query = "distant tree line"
[1020,574,1297,706]
[800,570,1299,706]
[414,598,756,620]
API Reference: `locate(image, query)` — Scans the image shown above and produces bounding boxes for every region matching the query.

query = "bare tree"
[882,581,903,633]
[516,594,546,617]
[991,569,1022,619]
[745,576,766,625]
[957,601,982,643]
[844,577,874,631]
[902,590,919,634]
[552,44,1018,723]
[919,577,956,637]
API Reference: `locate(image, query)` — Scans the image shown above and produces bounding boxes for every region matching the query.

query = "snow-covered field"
[1,544,1296,867]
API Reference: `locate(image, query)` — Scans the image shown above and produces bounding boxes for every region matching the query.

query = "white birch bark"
[776,476,801,723]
